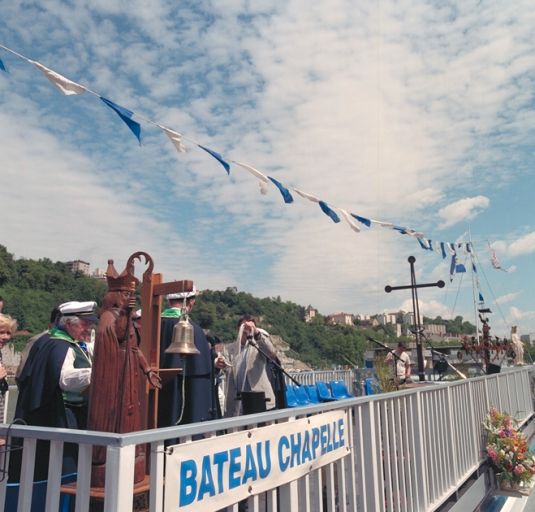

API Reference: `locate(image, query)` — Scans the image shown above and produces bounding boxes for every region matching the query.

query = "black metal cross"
[384,256,445,382]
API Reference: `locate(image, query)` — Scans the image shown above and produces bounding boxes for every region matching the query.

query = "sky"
[1,0,534,337]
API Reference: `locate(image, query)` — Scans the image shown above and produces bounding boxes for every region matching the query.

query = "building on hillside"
[377,313,397,325]
[327,313,354,326]
[401,311,415,324]
[424,324,447,337]
[304,305,317,323]
[92,267,107,280]
[66,259,90,276]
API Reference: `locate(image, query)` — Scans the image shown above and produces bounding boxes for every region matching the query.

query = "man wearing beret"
[158,286,226,428]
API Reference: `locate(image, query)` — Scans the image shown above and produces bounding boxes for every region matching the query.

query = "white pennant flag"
[161,127,187,153]
[337,208,361,232]
[30,60,86,95]
[293,188,320,203]
[232,161,270,194]
[372,219,394,228]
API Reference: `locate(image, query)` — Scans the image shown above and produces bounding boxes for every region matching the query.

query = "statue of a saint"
[87,255,160,487]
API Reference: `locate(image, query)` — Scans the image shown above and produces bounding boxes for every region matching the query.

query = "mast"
[468,226,480,345]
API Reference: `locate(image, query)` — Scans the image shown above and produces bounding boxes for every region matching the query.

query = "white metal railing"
[1,367,533,512]
[286,369,355,391]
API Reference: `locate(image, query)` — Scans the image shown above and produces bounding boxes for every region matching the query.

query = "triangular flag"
[450,254,457,282]
[417,238,431,250]
[0,58,6,72]
[351,214,371,227]
[440,242,447,259]
[268,177,293,203]
[100,97,141,144]
[318,201,340,223]
[198,145,230,174]
[232,161,269,195]
[294,189,320,203]
[455,263,466,273]
[337,209,361,233]
[30,60,86,95]
[478,293,484,303]
[372,220,394,228]
[160,127,187,153]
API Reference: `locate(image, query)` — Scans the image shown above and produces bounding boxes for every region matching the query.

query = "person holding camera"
[224,315,279,417]
[385,341,412,385]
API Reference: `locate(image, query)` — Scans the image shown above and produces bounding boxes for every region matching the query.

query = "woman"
[0,313,17,423]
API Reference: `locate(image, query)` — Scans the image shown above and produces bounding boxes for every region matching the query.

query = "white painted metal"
[45,439,63,511]
[150,440,165,512]
[0,367,533,512]
[17,437,36,512]
[103,444,135,512]
[76,443,93,512]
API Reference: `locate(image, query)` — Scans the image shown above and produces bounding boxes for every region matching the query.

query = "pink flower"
[487,447,498,462]
[513,464,525,476]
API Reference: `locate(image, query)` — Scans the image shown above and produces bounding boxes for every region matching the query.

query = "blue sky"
[1,1,534,337]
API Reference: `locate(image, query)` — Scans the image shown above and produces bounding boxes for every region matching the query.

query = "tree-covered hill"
[0,245,481,368]
[0,245,106,335]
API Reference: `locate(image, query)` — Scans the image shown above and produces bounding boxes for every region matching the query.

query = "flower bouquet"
[484,406,535,496]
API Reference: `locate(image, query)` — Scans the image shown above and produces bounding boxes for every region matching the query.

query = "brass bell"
[165,315,200,355]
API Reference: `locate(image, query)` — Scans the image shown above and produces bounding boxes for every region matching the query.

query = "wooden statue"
[87,252,161,487]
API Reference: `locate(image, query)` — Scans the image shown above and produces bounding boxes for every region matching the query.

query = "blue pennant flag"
[472,262,477,273]
[466,243,472,253]
[268,177,293,203]
[350,214,371,227]
[100,97,141,144]
[198,145,230,174]
[455,264,466,273]
[318,201,340,223]
[440,242,447,259]
[0,58,6,72]
[478,292,484,302]
[417,238,431,250]
[393,226,408,234]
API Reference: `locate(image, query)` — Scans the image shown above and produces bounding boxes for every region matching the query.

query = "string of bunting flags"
[0,44,490,269]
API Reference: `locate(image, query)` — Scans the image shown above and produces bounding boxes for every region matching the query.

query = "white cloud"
[509,306,535,322]
[495,292,520,305]
[437,196,490,229]
[1,0,535,322]
[400,299,451,320]
[508,232,535,257]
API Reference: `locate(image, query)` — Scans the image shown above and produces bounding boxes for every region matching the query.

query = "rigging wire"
[472,249,509,329]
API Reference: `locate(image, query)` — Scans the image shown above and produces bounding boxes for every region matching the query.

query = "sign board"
[164,410,350,511]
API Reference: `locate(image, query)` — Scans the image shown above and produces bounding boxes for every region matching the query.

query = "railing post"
[150,440,165,511]
[412,389,429,511]
[103,444,136,512]
[357,400,382,512]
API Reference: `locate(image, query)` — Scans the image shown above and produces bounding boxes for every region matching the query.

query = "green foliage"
[194,289,368,368]
[0,245,481,368]
[422,314,476,335]
[0,245,107,335]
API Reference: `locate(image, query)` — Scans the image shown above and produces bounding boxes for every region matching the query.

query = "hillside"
[0,245,479,368]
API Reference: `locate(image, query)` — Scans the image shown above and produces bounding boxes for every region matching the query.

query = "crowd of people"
[0,284,286,480]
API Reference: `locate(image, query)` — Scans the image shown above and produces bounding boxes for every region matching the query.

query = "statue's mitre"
[105,259,139,292]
